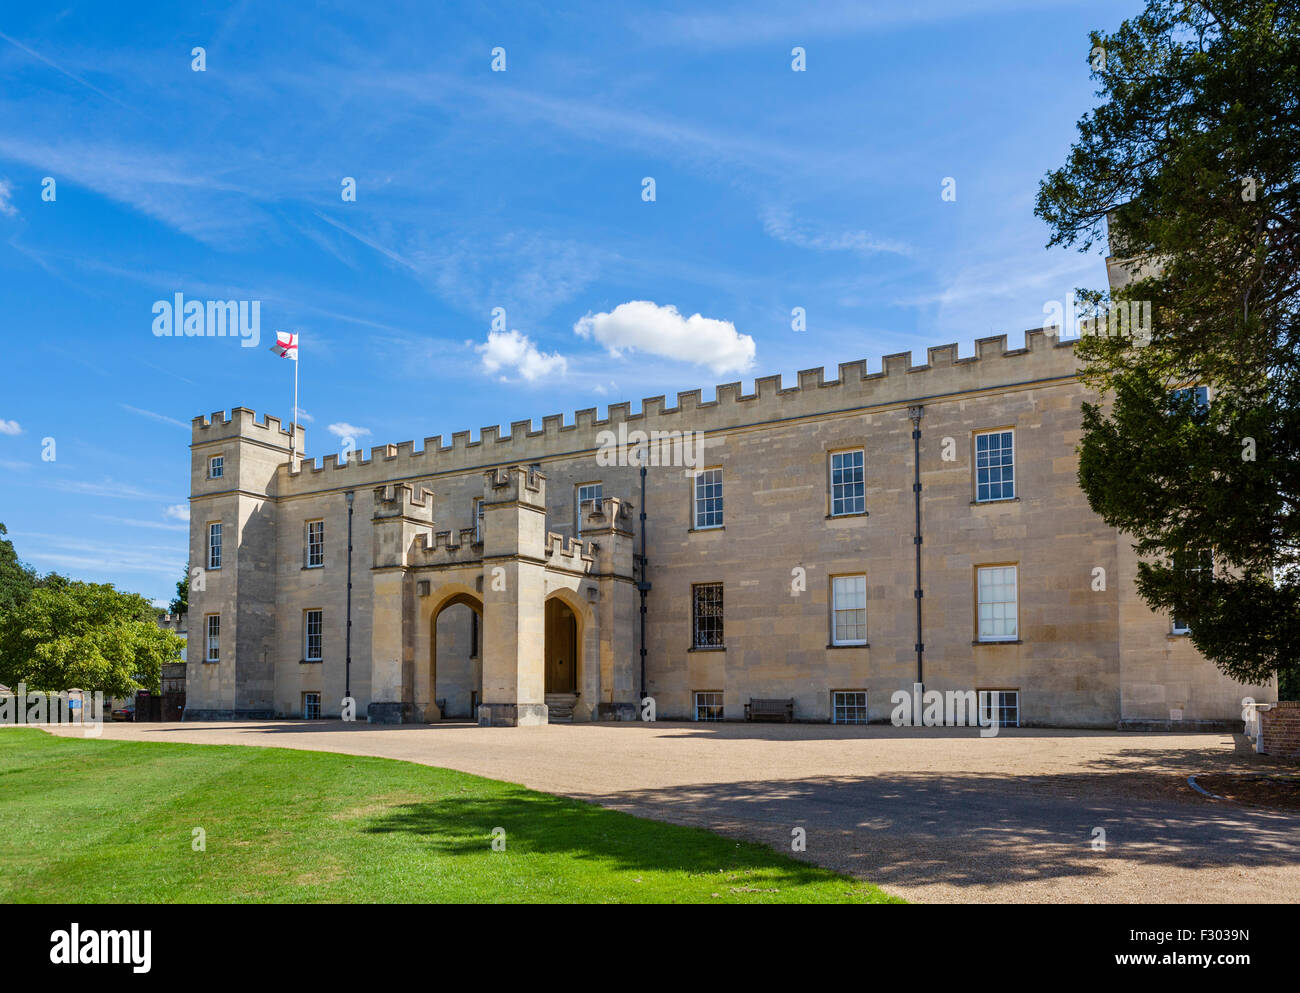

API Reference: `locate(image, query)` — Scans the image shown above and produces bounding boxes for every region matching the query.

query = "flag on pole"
[269,331,298,359]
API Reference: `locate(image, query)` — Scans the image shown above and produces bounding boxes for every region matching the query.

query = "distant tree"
[0,581,182,697]
[169,566,189,616]
[0,522,38,617]
[1036,1,1300,692]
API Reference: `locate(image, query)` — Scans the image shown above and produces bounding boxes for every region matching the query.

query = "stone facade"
[183,329,1275,728]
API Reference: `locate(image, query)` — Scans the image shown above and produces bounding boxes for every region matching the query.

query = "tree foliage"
[1037,1,1300,689]
[0,523,38,618]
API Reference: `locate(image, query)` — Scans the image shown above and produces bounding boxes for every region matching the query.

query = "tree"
[0,581,182,698]
[169,566,189,616]
[0,522,38,617]
[1036,1,1300,692]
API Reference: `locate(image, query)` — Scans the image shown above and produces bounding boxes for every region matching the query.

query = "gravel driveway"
[42,720,1300,903]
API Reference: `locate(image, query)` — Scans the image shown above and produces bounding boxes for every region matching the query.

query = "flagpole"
[291,336,299,468]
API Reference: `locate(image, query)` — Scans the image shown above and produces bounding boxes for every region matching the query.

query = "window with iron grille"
[576,483,602,535]
[975,430,1015,502]
[1171,549,1213,633]
[978,690,1019,728]
[831,574,867,645]
[305,609,323,661]
[830,449,865,516]
[832,691,868,724]
[692,583,724,648]
[306,520,324,568]
[693,468,723,529]
[205,614,220,662]
[303,692,321,720]
[208,455,224,479]
[207,522,222,569]
[977,565,1018,641]
[694,691,724,721]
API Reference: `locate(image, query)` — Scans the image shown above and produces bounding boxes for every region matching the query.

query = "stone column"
[479,466,549,727]
[581,497,639,721]
[368,484,432,723]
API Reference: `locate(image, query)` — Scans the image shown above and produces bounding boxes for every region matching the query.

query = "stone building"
[183,329,1274,728]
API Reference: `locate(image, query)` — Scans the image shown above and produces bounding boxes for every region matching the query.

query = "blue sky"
[0,0,1136,605]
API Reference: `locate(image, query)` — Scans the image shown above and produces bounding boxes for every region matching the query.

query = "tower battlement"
[191,406,305,451]
[211,330,1076,495]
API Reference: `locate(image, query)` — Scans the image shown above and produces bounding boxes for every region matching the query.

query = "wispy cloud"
[762,206,911,257]
[120,404,188,429]
[0,418,21,435]
[0,178,16,218]
[328,422,372,439]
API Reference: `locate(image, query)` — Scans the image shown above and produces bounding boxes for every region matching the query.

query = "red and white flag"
[269,331,298,360]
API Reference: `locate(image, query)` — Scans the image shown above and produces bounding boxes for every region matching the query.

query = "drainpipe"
[636,446,651,710]
[908,405,924,689]
[345,490,354,710]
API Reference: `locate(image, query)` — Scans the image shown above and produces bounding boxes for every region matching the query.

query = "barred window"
[305,609,323,661]
[832,691,868,724]
[830,449,865,516]
[693,468,723,529]
[975,430,1015,502]
[976,566,1018,641]
[692,583,724,648]
[306,520,324,568]
[576,483,602,535]
[694,691,724,722]
[208,455,224,479]
[303,692,321,721]
[978,690,1019,728]
[205,614,220,662]
[832,575,867,645]
[207,522,222,569]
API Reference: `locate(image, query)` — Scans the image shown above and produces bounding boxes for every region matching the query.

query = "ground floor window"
[978,689,1019,728]
[303,692,321,720]
[694,691,724,722]
[832,690,868,724]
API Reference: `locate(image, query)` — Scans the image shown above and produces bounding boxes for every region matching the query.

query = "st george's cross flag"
[269,331,298,359]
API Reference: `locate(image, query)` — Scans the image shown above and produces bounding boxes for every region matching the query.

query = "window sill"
[827,642,869,649]
[688,646,726,652]
[688,526,725,534]
[973,639,1023,646]
[299,659,323,665]
[826,512,869,520]
[971,497,1020,506]
[1168,632,1191,639]
[302,565,325,571]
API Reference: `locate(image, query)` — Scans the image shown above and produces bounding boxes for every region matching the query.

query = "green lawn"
[0,728,902,904]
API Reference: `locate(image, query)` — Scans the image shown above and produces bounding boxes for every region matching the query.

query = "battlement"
[228,330,1079,496]
[411,527,482,567]
[581,496,634,534]
[483,464,546,507]
[191,406,306,450]
[545,531,593,574]
[372,483,434,520]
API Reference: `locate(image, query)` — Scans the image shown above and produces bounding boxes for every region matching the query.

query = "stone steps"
[546,693,577,724]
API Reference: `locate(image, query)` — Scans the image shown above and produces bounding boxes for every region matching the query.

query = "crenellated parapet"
[410,527,483,568]
[191,406,305,452]
[483,464,546,509]
[208,330,1078,496]
[581,496,634,536]
[544,532,593,575]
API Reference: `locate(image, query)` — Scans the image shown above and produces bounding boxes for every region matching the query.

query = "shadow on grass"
[361,785,859,890]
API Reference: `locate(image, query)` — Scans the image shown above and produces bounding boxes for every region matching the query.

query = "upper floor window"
[473,498,484,543]
[304,609,323,662]
[692,583,724,648]
[305,520,324,568]
[576,482,602,535]
[975,430,1015,502]
[1171,549,1212,634]
[693,468,723,529]
[208,455,224,479]
[976,565,1018,642]
[831,574,867,645]
[205,614,220,662]
[830,449,865,516]
[207,522,223,570]
[1171,385,1209,414]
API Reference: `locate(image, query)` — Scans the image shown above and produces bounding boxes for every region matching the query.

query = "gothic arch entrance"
[544,596,579,695]
[430,589,483,720]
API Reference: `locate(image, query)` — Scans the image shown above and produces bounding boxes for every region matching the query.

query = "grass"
[0,728,903,904]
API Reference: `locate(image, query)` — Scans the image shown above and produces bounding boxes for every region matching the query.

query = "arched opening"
[431,590,483,720]
[544,596,579,695]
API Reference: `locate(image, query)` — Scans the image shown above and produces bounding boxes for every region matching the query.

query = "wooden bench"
[745,698,794,723]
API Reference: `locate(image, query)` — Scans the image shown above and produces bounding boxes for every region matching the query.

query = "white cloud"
[328,422,372,439]
[163,504,190,523]
[0,179,16,218]
[477,329,568,382]
[574,301,755,375]
[762,206,910,257]
[0,419,21,435]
